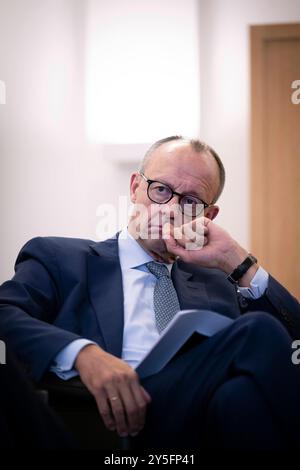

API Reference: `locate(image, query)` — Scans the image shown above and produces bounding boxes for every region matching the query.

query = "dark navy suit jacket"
[0,235,299,381]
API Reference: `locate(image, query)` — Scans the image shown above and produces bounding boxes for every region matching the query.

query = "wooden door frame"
[250,23,300,259]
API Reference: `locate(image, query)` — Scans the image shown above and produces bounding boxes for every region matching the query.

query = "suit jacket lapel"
[87,235,124,358]
[172,261,212,312]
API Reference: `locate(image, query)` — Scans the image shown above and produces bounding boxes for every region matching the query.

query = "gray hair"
[138,135,225,204]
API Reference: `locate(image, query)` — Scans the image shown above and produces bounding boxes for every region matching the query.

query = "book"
[135,309,234,379]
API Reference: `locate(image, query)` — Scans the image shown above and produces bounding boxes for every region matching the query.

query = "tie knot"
[146,261,169,279]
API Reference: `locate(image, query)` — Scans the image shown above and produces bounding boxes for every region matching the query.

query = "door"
[251,23,300,300]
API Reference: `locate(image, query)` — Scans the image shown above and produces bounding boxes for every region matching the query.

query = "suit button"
[238,295,249,310]
[280,308,294,326]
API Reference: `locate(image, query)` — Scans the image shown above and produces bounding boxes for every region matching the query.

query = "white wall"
[0,0,87,281]
[199,0,300,248]
[85,0,200,144]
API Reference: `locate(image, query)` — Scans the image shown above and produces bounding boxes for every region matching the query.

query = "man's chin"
[143,238,177,264]
[129,223,177,263]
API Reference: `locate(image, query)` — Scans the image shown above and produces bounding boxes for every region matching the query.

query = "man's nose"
[160,196,182,222]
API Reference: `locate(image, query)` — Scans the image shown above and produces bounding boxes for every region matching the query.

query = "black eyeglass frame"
[139,172,211,216]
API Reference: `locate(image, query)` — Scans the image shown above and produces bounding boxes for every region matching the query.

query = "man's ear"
[130,172,140,203]
[204,205,219,221]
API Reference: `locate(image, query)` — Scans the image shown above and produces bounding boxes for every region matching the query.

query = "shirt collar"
[118,227,172,273]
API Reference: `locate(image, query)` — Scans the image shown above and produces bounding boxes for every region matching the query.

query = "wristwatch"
[227,254,258,284]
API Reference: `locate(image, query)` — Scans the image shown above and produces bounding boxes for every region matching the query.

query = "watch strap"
[227,254,258,284]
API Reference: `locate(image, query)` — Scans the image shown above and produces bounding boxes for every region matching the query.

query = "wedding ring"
[110,396,119,401]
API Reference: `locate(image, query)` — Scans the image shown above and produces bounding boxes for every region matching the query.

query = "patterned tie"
[146,261,181,333]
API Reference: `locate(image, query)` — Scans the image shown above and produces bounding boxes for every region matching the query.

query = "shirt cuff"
[50,338,95,381]
[237,266,269,300]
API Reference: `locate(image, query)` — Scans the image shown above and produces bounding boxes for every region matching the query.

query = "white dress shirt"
[118,228,172,367]
[50,228,269,379]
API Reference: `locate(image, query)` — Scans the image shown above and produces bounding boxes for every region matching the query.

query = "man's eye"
[184,197,197,205]
[156,186,169,193]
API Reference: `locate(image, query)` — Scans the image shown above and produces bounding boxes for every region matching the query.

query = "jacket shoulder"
[15,236,96,265]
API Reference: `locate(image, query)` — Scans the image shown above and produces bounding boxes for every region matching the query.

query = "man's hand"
[164,217,259,287]
[74,344,151,437]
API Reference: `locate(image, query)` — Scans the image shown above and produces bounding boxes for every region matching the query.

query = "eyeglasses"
[139,172,211,218]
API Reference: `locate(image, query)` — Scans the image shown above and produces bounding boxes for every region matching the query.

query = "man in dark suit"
[1,135,300,449]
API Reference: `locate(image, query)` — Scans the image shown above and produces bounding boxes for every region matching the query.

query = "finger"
[191,216,211,229]
[164,233,191,259]
[124,383,149,435]
[141,386,152,403]
[117,385,143,435]
[182,224,206,246]
[104,388,128,437]
[119,373,151,436]
[173,227,205,250]
[94,393,116,432]
[169,221,208,236]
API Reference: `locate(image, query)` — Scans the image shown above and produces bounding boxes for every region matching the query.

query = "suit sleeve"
[239,274,300,339]
[0,237,82,381]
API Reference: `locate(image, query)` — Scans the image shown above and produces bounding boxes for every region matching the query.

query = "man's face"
[128,140,220,262]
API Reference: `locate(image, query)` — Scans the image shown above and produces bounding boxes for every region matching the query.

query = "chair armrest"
[36,373,124,449]
[37,373,92,400]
